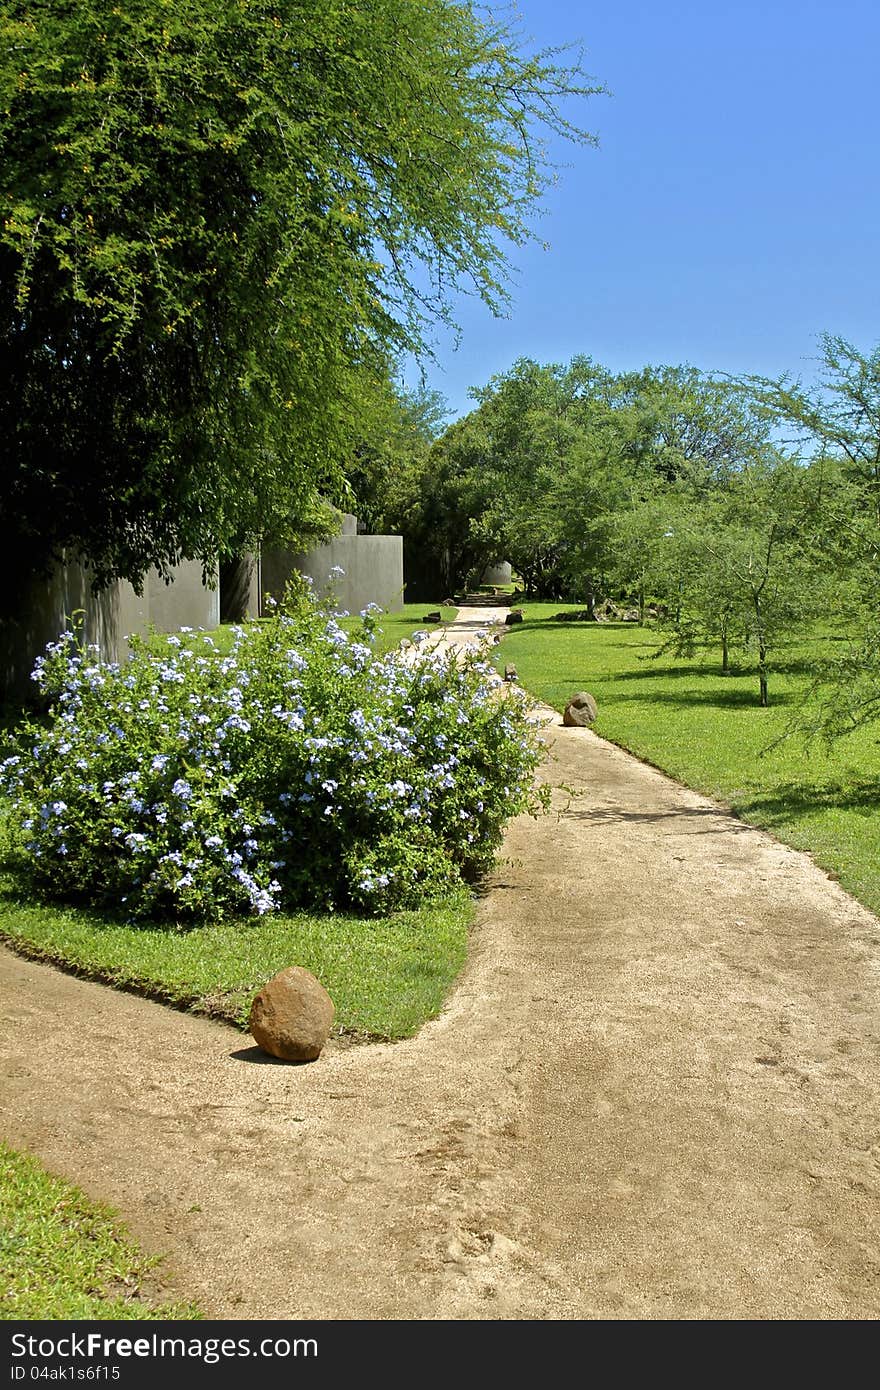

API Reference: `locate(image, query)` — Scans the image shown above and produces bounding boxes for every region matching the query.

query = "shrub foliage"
[0,587,548,919]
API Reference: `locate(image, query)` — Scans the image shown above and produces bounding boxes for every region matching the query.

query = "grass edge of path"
[0,1142,200,1321]
[494,605,880,922]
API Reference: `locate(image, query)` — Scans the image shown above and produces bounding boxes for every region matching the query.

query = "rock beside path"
[563,691,598,726]
[249,967,334,1062]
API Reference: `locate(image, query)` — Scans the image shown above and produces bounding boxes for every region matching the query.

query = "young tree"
[657,459,828,706]
[744,335,880,729]
[0,1,602,595]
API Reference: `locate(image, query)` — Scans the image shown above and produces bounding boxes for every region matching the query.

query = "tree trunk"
[721,625,729,675]
[753,592,769,706]
[758,641,769,707]
[585,579,598,621]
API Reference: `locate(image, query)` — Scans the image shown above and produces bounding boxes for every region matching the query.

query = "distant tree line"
[360,336,880,720]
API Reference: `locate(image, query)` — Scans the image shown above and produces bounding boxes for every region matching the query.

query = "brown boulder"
[563,691,598,727]
[249,967,335,1062]
[505,609,524,625]
[504,663,518,682]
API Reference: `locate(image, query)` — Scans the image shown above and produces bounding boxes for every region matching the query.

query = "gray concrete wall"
[0,561,149,701]
[1,556,220,702]
[147,559,220,632]
[481,561,513,585]
[262,533,404,616]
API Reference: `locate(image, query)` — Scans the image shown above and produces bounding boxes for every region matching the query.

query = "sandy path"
[2,608,880,1319]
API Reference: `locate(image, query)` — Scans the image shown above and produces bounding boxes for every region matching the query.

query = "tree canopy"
[0,0,601,591]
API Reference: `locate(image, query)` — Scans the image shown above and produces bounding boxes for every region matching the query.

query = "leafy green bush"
[0,585,547,920]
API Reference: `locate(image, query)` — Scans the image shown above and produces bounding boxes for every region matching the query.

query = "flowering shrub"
[0,585,548,921]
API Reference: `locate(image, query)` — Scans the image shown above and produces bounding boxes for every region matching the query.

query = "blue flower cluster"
[0,586,548,921]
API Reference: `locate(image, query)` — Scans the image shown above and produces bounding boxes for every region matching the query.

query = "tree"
[342,381,450,539]
[654,458,829,706]
[746,335,880,522]
[0,1,601,594]
[744,334,880,734]
[416,356,621,601]
[414,410,500,597]
[471,357,617,600]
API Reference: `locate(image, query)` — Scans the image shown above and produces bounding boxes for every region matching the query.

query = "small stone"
[423,611,442,622]
[399,637,413,650]
[563,691,598,727]
[504,663,518,682]
[505,609,524,625]
[492,633,502,644]
[249,967,335,1062]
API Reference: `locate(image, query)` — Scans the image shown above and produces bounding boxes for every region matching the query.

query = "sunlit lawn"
[497,604,880,917]
[0,1142,198,1320]
[0,883,472,1041]
[147,603,458,659]
[0,600,468,1040]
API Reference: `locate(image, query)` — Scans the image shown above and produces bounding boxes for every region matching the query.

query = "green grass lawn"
[1,599,468,1042]
[146,602,458,659]
[0,884,472,1041]
[498,604,880,917]
[0,1142,198,1320]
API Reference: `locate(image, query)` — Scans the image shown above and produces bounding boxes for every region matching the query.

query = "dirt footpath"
[2,611,880,1319]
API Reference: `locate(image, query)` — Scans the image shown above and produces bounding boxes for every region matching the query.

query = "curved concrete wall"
[262,533,404,616]
[0,562,147,702]
[1,557,220,702]
[481,561,513,585]
[148,559,220,632]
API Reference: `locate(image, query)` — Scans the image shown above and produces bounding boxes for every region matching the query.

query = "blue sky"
[405,0,880,417]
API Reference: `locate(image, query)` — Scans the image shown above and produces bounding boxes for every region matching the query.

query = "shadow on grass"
[614,655,820,681]
[517,617,655,642]
[736,778,880,826]
[606,687,798,710]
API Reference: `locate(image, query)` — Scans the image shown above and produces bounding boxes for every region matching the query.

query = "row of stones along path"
[2,606,880,1318]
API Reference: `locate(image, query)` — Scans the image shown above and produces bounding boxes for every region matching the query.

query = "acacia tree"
[747,335,880,521]
[342,382,451,539]
[0,0,601,594]
[745,335,880,734]
[654,459,829,706]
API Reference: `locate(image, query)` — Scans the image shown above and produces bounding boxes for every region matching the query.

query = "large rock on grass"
[249,967,335,1062]
[563,691,598,727]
